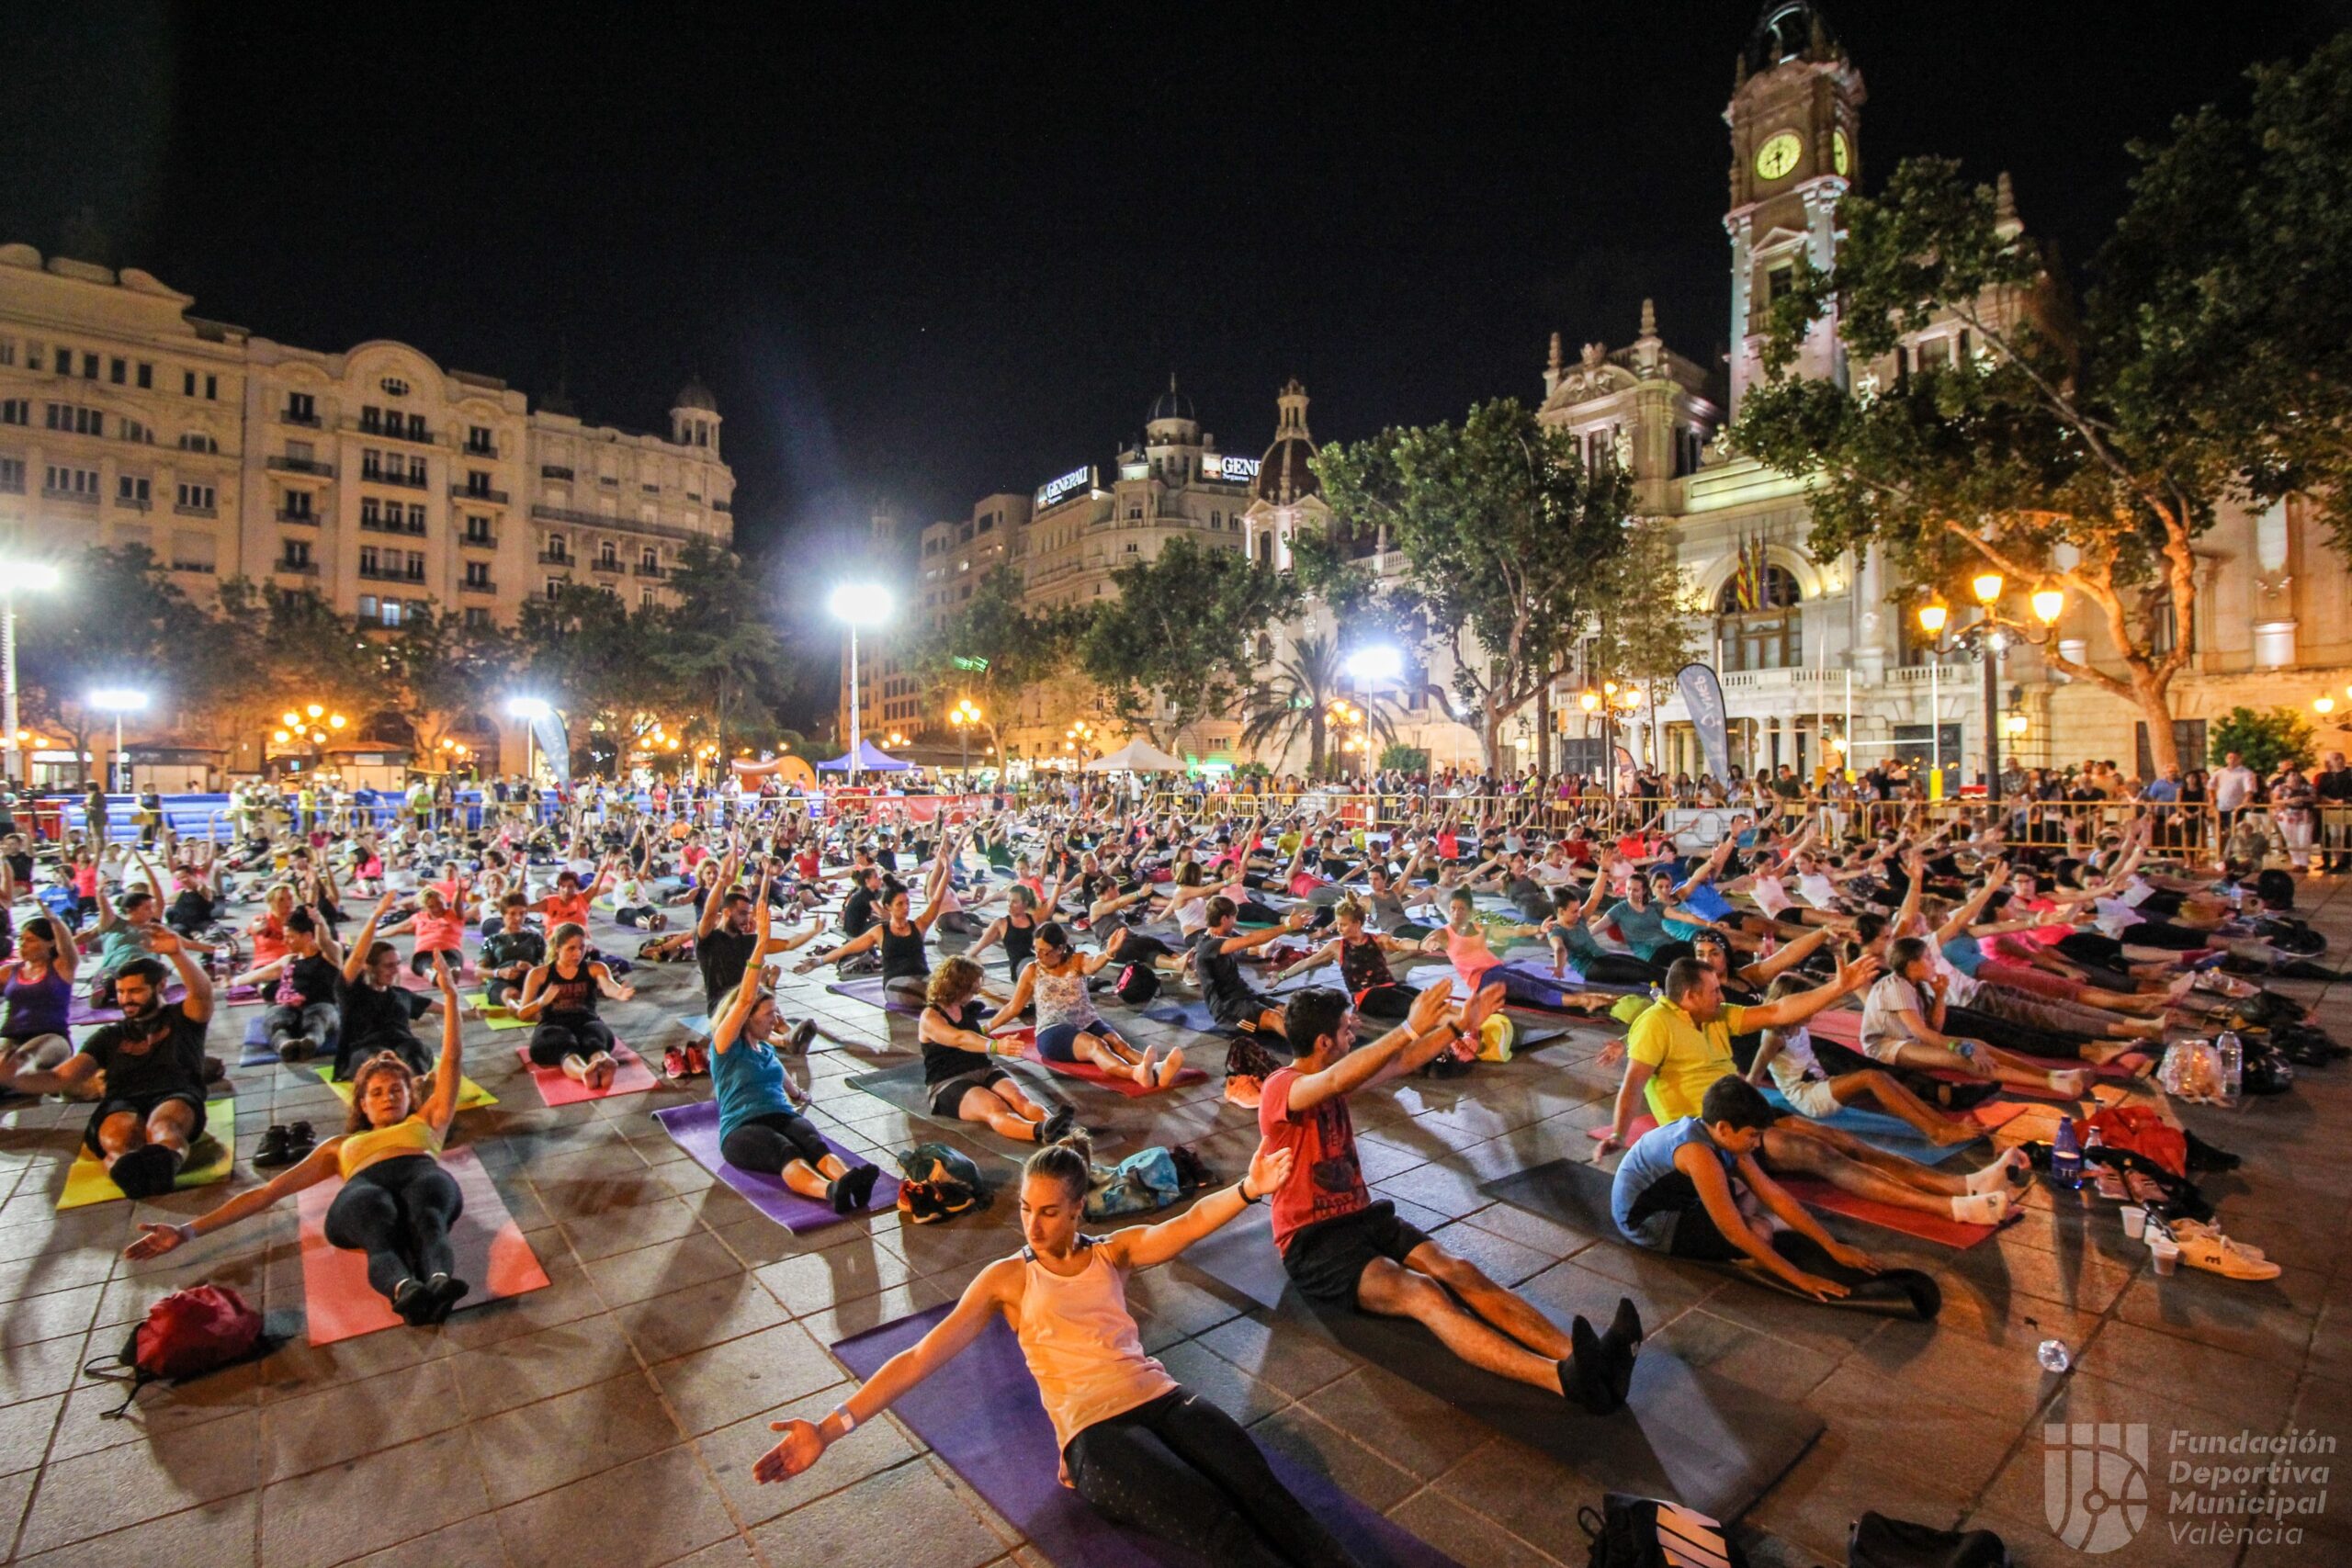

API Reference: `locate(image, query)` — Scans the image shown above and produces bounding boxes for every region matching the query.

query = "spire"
[1548,332,1564,374]
[1994,171,2022,239]
[1639,299,1657,340]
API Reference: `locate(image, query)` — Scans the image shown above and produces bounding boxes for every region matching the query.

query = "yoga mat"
[313,1064,497,1110]
[1477,1158,1940,1322]
[57,1097,236,1209]
[1140,998,1227,1033]
[69,984,188,1026]
[845,1060,1058,1147]
[514,1043,657,1106]
[464,993,533,1031]
[292,1145,548,1344]
[1178,1214,1826,1526]
[1773,1176,2007,1249]
[995,1028,1208,1098]
[825,976,923,1016]
[1756,1089,1975,1167]
[650,1100,900,1234]
[832,1304,1460,1568]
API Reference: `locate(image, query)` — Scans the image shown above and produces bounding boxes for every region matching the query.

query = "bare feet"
[1156,1047,1186,1088]
[1132,1048,1159,1088]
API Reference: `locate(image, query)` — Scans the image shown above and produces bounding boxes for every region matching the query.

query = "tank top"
[1442,922,1499,987]
[1015,1240,1178,1465]
[338,1113,445,1179]
[3,963,71,1039]
[879,920,929,981]
[1033,963,1095,1032]
[921,1002,996,1086]
[1173,895,1207,937]
[1001,914,1037,972]
[1609,1117,1733,1248]
[540,959,598,1018]
[1338,934,1396,995]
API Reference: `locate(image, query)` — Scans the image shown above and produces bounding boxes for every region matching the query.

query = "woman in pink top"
[384,883,468,978]
[752,1134,1364,1567]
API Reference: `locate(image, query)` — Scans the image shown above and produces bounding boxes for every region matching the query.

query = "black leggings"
[1351,982,1420,1021]
[1580,953,1664,987]
[409,947,461,976]
[322,1154,462,1303]
[1064,1387,1360,1568]
[718,1110,830,1173]
[528,1011,615,1066]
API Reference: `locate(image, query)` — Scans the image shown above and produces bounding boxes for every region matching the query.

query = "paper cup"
[2122,1207,2147,1240]
[2150,1240,2179,1277]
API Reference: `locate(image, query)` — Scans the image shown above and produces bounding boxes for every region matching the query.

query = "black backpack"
[1579,1494,1747,1568]
[1114,962,1161,1005]
[1848,1512,2008,1568]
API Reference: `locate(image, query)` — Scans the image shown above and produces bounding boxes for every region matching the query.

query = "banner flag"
[1675,662,1733,784]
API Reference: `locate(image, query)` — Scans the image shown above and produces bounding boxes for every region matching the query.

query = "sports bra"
[337,1113,444,1179]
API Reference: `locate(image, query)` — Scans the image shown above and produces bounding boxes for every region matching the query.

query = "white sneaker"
[1951,1190,2011,1224]
[2167,1217,2266,1259]
[2049,1069,2090,1098]
[1966,1148,2030,1195]
[2171,1229,2281,1280]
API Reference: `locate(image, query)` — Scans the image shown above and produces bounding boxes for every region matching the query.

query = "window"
[0,400,25,426]
[0,341,13,367]
[1209,511,1221,528]
[282,539,312,569]
[136,362,152,389]
[598,541,618,570]
[464,607,494,631]
[109,357,126,385]
[175,482,214,513]
[179,432,218,453]
[359,546,382,575]
[380,377,410,398]
[287,392,316,424]
[466,424,492,454]
[640,547,657,570]
[45,404,102,434]
[204,374,218,400]
[44,465,99,499]
[409,503,426,532]
[281,490,312,520]
[171,530,216,573]
[0,458,22,493]
[120,419,152,444]
[546,579,565,600]
[1714,563,1804,671]
[81,352,98,379]
[465,514,492,543]
[641,482,659,494]
[118,476,151,506]
[464,561,492,589]
[25,344,42,371]
[640,588,655,609]
[1766,264,1793,305]
[541,465,573,481]
[379,599,403,627]
[357,595,378,618]
[465,469,492,496]
[183,370,197,397]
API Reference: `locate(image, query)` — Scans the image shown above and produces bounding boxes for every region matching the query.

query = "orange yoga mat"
[993,1027,1208,1098]
[293,1145,548,1344]
[514,1041,658,1106]
[1775,1174,2009,1249]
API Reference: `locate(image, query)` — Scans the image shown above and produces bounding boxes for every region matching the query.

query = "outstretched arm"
[419,956,465,1130]
[1109,1140,1295,1269]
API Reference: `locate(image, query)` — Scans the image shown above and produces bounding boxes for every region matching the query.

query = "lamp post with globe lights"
[1915,574,2065,795]
[948,698,982,784]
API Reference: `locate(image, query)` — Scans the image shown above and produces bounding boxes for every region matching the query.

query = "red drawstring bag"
[85,1284,266,1418]
[2088,1106,2188,1179]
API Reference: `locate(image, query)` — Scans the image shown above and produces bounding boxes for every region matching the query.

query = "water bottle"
[2051,1116,2084,1190]
[2036,1339,2072,1374]
[2215,1031,2244,1104]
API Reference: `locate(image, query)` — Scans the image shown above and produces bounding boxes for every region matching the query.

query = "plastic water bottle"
[2214,1031,2244,1104]
[2051,1117,2084,1190]
[2036,1339,2072,1374]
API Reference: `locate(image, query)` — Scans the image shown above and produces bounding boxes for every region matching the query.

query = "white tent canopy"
[1084,739,1186,773]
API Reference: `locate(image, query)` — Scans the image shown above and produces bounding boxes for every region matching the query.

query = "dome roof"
[1254,436,1318,505]
[1743,2,1839,76]
[673,375,718,412]
[1147,374,1194,426]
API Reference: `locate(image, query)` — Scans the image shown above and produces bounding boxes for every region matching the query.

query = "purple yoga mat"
[832,1304,1460,1568]
[650,1100,899,1233]
[69,983,189,1026]
[824,976,923,1015]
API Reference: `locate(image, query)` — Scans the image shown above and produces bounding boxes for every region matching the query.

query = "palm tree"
[1237,634,1399,776]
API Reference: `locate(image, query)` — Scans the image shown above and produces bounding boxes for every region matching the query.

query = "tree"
[514,585,668,772]
[385,604,514,761]
[912,565,1077,762]
[1314,399,1634,767]
[1737,40,2352,776]
[2208,706,2316,776]
[15,546,222,786]
[1586,513,1703,728]
[1237,634,1398,776]
[1078,536,1297,750]
[212,579,390,724]
[655,540,793,759]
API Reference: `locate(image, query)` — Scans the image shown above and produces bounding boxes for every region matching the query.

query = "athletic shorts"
[929,1066,1012,1118]
[1778,1077,1843,1121]
[1621,1171,1744,1261]
[1279,1201,1430,1304]
[85,1090,207,1156]
[1035,1022,1092,1062]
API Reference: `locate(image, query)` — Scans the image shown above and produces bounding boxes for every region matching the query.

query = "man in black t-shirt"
[839,867,883,941]
[1191,897,1309,1035]
[0,943,216,1197]
[694,852,821,1011]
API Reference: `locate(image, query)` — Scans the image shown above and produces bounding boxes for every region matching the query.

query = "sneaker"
[1951,1191,2011,1225]
[663,1045,689,1080]
[1038,1104,1075,1144]
[684,1043,709,1077]
[253,1124,296,1168]
[2171,1228,2281,1280]
[2167,1218,2267,1259]
[277,1037,313,1065]
[1557,1315,1617,1415]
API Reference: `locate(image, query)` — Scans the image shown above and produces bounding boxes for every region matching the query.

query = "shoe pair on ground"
[390,1270,470,1325]
[2155,1218,2281,1280]
[1558,1297,1644,1415]
[253,1121,314,1168]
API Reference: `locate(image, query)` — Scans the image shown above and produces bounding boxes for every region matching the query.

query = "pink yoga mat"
[996,1027,1207,1099]
[293,1145,549,1344]
[513,1041,657,1105]
[1776,1175,2008,1249]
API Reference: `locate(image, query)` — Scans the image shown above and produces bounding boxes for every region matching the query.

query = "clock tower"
[1724,2,1864,416]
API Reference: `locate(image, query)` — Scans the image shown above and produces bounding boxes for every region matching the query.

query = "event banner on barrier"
[1675,662,1732,784]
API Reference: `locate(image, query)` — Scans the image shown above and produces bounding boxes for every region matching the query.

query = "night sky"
[6,0,2347,655]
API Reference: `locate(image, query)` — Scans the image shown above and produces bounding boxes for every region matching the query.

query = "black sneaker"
[1038,1105,1075,1144]
[1601,1297,1644,1408]
[253,1124,296,1168]
[786,1019,818,1055]
[1557,1314,1615,1415]
[390,1278,432,1326]
[423,1272,469,1324]
[109,1144,181,1199]
[836,1163,881,1213]
[276,1036,313,1064]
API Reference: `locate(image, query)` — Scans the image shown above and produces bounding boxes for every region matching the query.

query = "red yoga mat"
[993,1027,1208,1098]
[514,1041,658,1106]
[1775,1175,2007,1248]
[293,1145,549,1344]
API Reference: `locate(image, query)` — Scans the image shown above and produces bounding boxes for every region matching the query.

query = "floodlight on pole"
[1343,646,1403,683]
[88,688,149,794]
[830,585,893,785]
[0,560,62,790]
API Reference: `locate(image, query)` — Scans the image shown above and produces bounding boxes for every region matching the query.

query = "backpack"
[1085,1146,1185,1219]
[84,1284,267,1418]
[1849,1511,2008,1568]
[2086,1106,2187,1177]
[1114,962,1161,1006]
[1578,1493,1747,1568]
[895,1141,988,1195]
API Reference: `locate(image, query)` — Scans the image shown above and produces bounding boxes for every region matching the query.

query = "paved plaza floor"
[3,882,2349,1567]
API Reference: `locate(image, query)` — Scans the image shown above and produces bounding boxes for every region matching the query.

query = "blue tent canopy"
[815,739,913,773]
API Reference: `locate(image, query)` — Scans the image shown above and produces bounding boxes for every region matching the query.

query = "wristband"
[175,1223,197,1245]
[1239,1179,1263,1205]
[828,1401,856,1436]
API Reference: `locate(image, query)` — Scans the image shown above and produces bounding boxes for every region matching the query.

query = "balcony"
[41,486,97,504]
[174,502,217,519]
[358,564,428,585]
[280,409,321,428]
[276,559,318,576]
[277,508,319,525]
[358,419,435,447]
[460,577,496,594]
[528,503,718,548]
[452,484,508,506]
[463,443,499,460]
[117,495,152,512]
[461,531,498,550]
[170,559,216,575]
[361,468,429,490]
[537,551,571,567]
[359,517,428,536]
[634,562,664,579]
[540,465,574,482]
[267,456,335,478]
[591,558,623,575]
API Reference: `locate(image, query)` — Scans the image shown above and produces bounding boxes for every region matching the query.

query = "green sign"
[951,655,990,671]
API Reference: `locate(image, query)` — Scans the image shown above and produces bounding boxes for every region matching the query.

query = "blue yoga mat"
[1139,998,1227,1032]
[833,1304,1459,1568]
[1758,1088,1975,1166]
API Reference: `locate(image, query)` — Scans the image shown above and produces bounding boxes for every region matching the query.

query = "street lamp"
[1325,699,1366,778]
[1343,645,1403,683]
[87,688,148,795]
[1917,579,2064,795]
[949,698,982,782]
[829,583,892,786]
[1,560,60,791]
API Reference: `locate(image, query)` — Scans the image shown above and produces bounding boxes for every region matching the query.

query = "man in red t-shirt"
[1258,985,1640,1413]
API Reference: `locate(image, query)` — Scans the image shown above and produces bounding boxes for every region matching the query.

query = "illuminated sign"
[1204,455,1261,482]
[1035,466,1093,509]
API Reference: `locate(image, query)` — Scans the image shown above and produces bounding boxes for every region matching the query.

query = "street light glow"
[1344,645,1403,682]
[828,583,892,626]
[3,563,62,592]
[506,697,553,721]
[88,688,150,713]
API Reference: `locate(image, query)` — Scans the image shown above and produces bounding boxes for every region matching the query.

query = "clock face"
[1833,129,1850,176]
[1755,130,1803,181]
